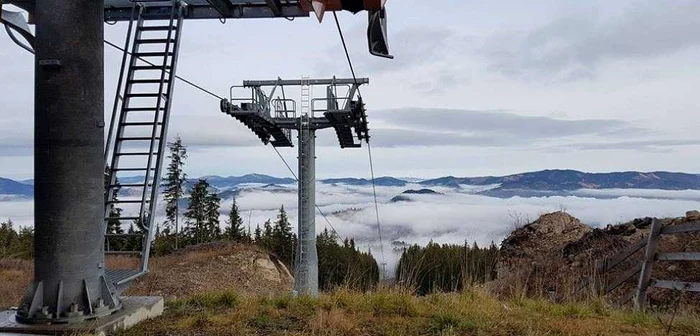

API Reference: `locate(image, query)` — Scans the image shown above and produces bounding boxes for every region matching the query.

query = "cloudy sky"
[2,0,700,180]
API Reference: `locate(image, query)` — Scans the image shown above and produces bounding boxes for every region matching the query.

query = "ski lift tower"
[220,77,370,296]
[0,0,391,331]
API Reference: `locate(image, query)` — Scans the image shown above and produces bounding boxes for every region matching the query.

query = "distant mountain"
[320,177,407,187]
[0,178,33,197]
[420,170,700,192]
[389,195,413,203]
[191,174,296,189]
[403,189,441,195]
[388,189,441,203]
[3,170,700,200]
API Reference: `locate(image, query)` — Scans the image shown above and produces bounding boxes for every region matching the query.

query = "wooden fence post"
[634,218,662,310]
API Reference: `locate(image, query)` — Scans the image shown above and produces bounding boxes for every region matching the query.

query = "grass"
[116,287,700,336]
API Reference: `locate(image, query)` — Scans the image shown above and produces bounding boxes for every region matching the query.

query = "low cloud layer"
[4,182,699,272]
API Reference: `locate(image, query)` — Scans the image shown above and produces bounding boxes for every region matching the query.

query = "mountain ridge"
[3,170,700,199]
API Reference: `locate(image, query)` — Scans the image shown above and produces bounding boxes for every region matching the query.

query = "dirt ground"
[0,242,292,309]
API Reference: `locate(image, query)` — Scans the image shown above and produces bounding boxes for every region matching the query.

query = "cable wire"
[332,10,387,279]
[331,11,362,98]
[271,146,342,240]
[104,39,225,100]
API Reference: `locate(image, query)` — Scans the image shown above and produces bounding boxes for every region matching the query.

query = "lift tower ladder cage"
[102,0,186,291]
[220,77,370,296]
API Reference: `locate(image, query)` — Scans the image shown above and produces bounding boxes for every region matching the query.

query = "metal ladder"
[103,0,185,290]
[300,76,311,116]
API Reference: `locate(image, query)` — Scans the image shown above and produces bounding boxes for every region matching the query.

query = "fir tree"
[254,224,262,242]
[162,135,188,249]
[271,205,294,266]
[224,198,247,242]
[205,191,221,240]
[183,179,220,245]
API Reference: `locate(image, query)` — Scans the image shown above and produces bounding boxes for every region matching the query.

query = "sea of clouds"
[3,183,700,272]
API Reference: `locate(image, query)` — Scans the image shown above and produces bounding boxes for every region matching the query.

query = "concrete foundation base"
[0,296,164,336]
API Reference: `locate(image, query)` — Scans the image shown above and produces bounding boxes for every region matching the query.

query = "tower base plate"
[0,296,163,336]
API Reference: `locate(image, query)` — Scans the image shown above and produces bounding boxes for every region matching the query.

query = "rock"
[686,210,700,220]
[667,265,679,272]
[571,261,582,268]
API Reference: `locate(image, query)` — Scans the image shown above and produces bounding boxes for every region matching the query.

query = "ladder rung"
[118,137,161,141]
[125,93,167,98]
[108,183,153,187]
[124,107,165,112]
[105,251,143,256]
[136,38,176,44]
[133,52,174,57]
[105,233,145,237]
[121,122,163,126]
[106,199,151,204]
[129,79,170,84]
[115,152,158,156]
[112,168,156,171]
[104,217,143,221]
[132,65,172,70]
[139,26,175,31]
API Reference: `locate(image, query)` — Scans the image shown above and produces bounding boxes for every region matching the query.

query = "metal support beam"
[244,78,369,87]
[17,0,120,324]
[294,114,319,297]
[264,0,283,16]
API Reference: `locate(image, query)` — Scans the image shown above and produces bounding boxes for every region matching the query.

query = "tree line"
[106,136,379,290]
[0,219,33,259]
[395,241,499,294]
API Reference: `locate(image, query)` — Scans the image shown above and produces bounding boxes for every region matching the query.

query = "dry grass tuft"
[116,287,700,336]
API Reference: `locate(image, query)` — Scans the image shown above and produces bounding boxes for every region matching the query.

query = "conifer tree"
[162,136,188,249]
[183,179,220,245]
[205,191,221,240]
[254,224,262,242]
[224,198,246,242]
[271,205,294,266]
[183,179,209,245]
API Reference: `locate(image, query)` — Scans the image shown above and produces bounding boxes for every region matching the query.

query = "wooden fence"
[580,218,700,310]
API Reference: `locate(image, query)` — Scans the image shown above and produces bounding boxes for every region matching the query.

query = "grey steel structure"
[15,0,122,324]
[220,77,370,296]
[103,1,186,291]
[1,0,389,325]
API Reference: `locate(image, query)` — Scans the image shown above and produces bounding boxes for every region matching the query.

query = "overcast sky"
[2,0,700,180]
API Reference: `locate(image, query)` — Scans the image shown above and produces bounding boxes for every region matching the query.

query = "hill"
[420,169,700,191]
[0,242,292,309]
[0,178,32,197]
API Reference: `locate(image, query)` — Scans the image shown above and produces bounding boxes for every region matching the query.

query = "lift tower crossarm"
[244,78,369,87]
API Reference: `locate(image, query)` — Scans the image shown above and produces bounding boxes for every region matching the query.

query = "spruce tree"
[162,135,188,249]
[184,179,209,245]
[254,224,262,242]
[272,205,294,267]
[224,198,246,242]
[205,191,221,241]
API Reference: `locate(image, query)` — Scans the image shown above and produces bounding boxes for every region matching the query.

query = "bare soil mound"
[0,242,292,309]
[493,211,700,310]
[121,242,293,299]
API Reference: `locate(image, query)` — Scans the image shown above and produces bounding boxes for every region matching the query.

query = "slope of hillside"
[0,242,292,309]
[120,288,700,336]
